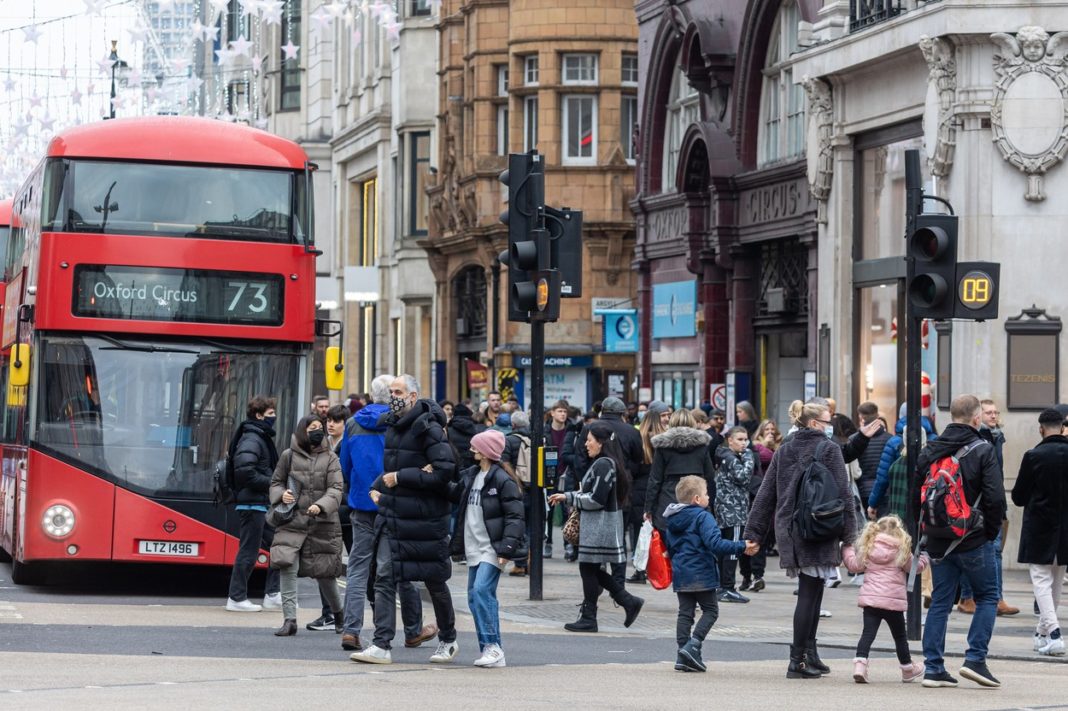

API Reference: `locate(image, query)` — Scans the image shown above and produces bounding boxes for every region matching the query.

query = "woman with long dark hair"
[549,421,643,633]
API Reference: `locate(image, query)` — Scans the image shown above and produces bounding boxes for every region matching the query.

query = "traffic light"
[498,153,545,322]
[544,206,583,298]
[907,213,958,320]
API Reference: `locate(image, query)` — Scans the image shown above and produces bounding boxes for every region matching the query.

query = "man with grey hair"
[352,375,459,665]
[338,374,434,652]
[503,409,534,575]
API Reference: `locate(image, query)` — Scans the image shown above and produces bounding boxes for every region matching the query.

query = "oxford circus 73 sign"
[990,26,1068,201]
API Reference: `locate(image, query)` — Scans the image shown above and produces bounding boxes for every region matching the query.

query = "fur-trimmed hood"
[652,426,711,451]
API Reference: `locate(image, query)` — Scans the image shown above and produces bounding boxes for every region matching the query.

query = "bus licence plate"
[138,540,199,557]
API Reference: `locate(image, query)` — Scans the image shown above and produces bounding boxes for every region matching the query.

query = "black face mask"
[308,430,325,447]
[263,416,277,430]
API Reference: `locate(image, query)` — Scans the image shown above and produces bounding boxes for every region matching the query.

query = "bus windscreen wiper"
[95,334,198,354]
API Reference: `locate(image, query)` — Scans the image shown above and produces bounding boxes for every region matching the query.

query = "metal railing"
[850,0,941,32]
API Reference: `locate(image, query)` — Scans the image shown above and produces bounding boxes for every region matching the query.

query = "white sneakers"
[350,645,392,664]
[225,598,262,612]
[474,644,506,668]
[1037,635,1065,656]
[1034,633,1048,652]
[429,640,459,663]
[262,593,282,610]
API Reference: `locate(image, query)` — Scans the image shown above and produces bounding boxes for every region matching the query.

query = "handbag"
[267,476,300,528]
[633,520,653,572]
[646,529,673,590]
[562,508,581,545]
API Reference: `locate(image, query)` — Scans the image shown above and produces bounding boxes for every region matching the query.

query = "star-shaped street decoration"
[13,119,30,138]
[250,54,266,74]
[82,0,107,15]
[127,69,143,87]
[200,23,220,43]
[22,24,43,44]
[128,24,148,43]
[38,114,56,133]
[215,47,236,66]
[97,55,116,76]
[261,1,284,26]
[28,94,43,108]
[254,117,269,130]
[207,0,230,15]
[281,40,300,61]
[352,28,362,46]
[71,87,83,105]
[59,65,69,79]
[3,77,15,92]
[325,1,347,18]
[310,7,332,31]
[170,57,192,75]
[186,76,204,92]
[385,20,402,40]
[229,35,254,58]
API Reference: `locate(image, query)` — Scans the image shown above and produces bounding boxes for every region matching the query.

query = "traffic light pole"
[904,149,924,641]
[529,320,545,601]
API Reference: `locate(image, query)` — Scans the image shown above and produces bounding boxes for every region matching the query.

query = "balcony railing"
[849,0,941,32]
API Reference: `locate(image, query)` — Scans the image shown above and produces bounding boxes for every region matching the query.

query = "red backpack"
[919,441,986,553]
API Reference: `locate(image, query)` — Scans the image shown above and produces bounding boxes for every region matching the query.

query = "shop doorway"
[759,331,806,427]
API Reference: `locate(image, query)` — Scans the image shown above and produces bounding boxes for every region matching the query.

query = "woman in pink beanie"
[447,429,525,667]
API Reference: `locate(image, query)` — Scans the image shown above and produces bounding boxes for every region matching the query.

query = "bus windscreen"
[45,160,300,243]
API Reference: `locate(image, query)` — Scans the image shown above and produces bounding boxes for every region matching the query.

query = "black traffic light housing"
[544,206,583,298]
[907,213,958,320]
[499,153,544,322]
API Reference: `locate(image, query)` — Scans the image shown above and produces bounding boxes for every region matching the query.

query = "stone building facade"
[422,0,639,408]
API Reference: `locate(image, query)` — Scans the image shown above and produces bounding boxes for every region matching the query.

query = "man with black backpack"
[915,394,1007,689]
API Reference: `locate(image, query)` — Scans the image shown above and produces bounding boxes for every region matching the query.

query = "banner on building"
[465,359,489,390]
[652,280,697,338]
[599,309,638,353]
[496,367,520,405]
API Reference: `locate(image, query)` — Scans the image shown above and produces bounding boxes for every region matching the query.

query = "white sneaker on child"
[473,644,506,667]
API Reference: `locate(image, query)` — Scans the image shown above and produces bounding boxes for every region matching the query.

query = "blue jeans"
[467,563,502,649]
[342,510,422,638]
[923,540,999,674]
[960,530,1002,600]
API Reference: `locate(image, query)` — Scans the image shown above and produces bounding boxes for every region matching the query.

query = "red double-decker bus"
[0,117,323,584]
[0,198,11,333]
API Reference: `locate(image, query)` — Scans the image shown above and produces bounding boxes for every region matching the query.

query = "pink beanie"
[470,430,506,462]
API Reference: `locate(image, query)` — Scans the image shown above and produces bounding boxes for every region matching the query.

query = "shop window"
[662,65,699,192]
[856,283,901,420]
[757,0,804,166]
[858,135,930,260]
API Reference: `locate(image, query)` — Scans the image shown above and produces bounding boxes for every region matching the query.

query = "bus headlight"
[42,505,76,539]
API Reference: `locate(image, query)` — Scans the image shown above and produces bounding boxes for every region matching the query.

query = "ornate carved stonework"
[802,76,833,224]
[990,26,1068,201]
[919,35,957,178]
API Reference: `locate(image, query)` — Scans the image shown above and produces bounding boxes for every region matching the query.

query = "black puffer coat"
[856,429,890,502]
[448,464,525,560]
[644,426,715,532]
[231,420,279,507]
[1013,434,1068,565]
[373,399,457,583]
[447,412,483,472]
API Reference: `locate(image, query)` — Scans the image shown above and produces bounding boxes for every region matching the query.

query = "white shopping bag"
[633,520,653,572]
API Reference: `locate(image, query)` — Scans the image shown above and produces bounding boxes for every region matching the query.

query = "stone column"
[701,261,729,390]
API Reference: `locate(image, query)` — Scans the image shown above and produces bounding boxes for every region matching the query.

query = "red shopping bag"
[646,529,673,590]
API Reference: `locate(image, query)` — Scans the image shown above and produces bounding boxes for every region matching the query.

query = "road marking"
[0,599,22,619]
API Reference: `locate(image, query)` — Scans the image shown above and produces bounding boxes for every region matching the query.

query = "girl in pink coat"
[842,515,929,684]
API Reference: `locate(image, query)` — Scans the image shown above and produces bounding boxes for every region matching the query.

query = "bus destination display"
[73,265,284,325]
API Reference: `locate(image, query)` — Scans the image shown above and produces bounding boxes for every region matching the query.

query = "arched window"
[757,1,804,166]
[661,65,700,192]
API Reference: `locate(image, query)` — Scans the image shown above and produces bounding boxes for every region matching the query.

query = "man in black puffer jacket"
[447,403,484,472]
[353,375,459,666]
[225,395,282,612]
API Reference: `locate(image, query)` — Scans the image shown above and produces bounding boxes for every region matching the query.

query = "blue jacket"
[663,503,746,593]
[869,415,937,509]
[338,403,390,512]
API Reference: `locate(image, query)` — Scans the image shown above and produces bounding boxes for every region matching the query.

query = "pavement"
[0,527,1065,710]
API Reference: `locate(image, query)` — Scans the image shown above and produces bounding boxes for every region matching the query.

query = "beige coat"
[268,436,344,578]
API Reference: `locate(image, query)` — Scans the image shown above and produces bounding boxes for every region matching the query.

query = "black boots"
[626,570,647,584]
[787,644,822,679]
[618,591,645,628]
[274,618,297,637]
[676,638,706,672]
[806,639,831,674]
[564,602,598,633]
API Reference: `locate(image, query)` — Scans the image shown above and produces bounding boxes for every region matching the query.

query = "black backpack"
[212,457,237,507]
[791,440,846,543]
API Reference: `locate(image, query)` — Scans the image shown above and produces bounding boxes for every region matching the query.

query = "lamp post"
[108,40,129,120]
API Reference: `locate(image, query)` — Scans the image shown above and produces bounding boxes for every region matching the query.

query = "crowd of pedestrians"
[218,381,1065,687]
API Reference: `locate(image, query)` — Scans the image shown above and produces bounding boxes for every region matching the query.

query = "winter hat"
[495,413,512,427]
[601,396,626,414]
[471,430,506,461]
[647,400,670,418]
[453,403,473,418]
[898,402,908,420]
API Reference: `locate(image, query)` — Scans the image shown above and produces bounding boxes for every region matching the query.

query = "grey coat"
[743,428,857,571]
[565,457,625,564]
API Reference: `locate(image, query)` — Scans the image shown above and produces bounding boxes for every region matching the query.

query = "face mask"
[263,416,277,429]
[308,430,325,447]
[637,411,645,422]
[824,425,834,439]
[389,396,408,415]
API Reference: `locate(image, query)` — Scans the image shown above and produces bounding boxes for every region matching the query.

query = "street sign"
[710,383,726,411]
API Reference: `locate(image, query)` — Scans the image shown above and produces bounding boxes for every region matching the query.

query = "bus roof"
[46,117,309,170]
[0,199,11,226]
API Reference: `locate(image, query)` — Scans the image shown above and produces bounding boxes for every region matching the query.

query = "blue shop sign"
[598,309,638,353]
[652,280,697,338]
[517,355,593,368]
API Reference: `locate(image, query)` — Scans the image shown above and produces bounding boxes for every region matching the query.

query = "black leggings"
[792,573,826,649]
[856,607,911,663]
[580,562,624,605]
